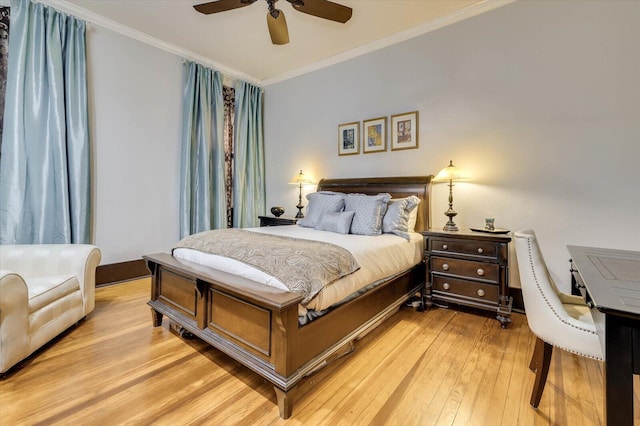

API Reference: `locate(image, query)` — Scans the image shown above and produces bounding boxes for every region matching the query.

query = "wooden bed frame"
[144,176,432,419]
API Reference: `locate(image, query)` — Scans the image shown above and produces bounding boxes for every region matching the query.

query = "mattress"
[172,225,424,315]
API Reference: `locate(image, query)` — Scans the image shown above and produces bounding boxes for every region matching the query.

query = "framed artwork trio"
[338,111,418,156]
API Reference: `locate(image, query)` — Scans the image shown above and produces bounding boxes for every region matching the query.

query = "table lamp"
[433,160,470,231]
[288,170,314,218]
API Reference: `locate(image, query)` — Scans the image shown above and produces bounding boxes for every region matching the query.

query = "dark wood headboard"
[316,175,433,232]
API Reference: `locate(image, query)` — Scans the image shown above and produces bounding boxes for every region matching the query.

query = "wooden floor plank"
[394,310,465,424]
[340,316,445,424]
[450,314,507,426]
[292,323,408,423]
[365,308,455,425]
[501,314,536,425]
[425,312,485,424]
[0,278,636,425]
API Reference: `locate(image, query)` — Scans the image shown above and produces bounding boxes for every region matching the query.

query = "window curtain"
[222,85,235,228]
[179,61,226,238]
[0,0,90,244]
[0,6,9,158]
[232,81,265,228]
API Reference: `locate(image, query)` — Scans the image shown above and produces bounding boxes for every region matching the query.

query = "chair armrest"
[0,270,29,373]
[0,245,102,315]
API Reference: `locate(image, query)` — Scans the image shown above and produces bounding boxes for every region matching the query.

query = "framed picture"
[390,111,419,151]
[338,122,359,156]
[362,117,387,154]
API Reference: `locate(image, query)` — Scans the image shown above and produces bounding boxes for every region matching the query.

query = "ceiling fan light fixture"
[267,8,289,45]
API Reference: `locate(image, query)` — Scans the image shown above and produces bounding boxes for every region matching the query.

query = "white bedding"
[173,225,424,314]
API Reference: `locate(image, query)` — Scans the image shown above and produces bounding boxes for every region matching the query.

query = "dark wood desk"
[567,245,640,426]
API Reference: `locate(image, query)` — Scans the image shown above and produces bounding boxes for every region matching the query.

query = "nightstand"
[422,229,512,328]
[258,215,298,227]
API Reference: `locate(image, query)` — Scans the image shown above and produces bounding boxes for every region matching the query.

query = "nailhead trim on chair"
[517,234,603,361]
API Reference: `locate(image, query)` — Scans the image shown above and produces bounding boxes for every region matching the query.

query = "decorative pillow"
[298,191,345,228]
[407,203,419,231]
[315,211,356,235]
[344,193,391,236]
[382,195,421,240]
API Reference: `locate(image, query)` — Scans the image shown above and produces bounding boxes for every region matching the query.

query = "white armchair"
[513,230,603,408]
[0,244,101,374]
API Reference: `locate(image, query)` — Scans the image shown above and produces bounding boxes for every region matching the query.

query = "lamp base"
[442,220,459,232]
[441,179,460,231]
[294,184,305,218]
[442,208,458,232]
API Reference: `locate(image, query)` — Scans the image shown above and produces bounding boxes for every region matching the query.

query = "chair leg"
[529,336,542,371]
[529,337,553,408]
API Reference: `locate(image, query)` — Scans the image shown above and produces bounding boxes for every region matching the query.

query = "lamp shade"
[433,160,470,182]
[288,170,314,185]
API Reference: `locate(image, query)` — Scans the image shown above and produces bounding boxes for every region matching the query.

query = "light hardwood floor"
[1,278,638,425]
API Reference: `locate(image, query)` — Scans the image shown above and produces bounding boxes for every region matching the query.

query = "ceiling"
[47,0,508,85]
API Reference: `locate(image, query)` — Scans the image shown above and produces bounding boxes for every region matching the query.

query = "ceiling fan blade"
[194,0,257,15]
[288,0,352,23]
[266,9,290,45]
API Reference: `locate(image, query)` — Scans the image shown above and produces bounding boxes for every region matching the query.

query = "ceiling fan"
[193,0,353,45]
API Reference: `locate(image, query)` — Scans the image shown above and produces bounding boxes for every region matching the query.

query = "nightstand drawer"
[432,256,499,282]
[430,237,499,260]
[432,276,499,304]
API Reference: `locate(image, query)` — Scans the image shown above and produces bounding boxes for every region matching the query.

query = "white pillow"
[298,191,345,228]
[382,196,421,240]
[315,211,356,235]
[344,193,391,236]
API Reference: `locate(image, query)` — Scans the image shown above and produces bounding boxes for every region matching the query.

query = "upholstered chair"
[0,244,101,374]
[513,229,603,408]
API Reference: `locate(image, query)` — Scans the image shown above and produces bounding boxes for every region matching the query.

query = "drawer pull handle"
[477,268,485,276]
[443,282,450,290]
[442,244,448,250]
[477,248,484,254]
[477,289,486,297]
[442,263,450,271]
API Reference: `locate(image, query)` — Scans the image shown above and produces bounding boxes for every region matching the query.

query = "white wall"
[87,26,182,264]
[264,1,640,290]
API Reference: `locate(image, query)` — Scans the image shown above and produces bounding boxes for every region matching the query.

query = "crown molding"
[261,0,513,86]
[39,0,261,86]
[35,0,511,88]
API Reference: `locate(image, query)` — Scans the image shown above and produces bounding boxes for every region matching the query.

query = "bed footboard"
[144,252,423,419]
